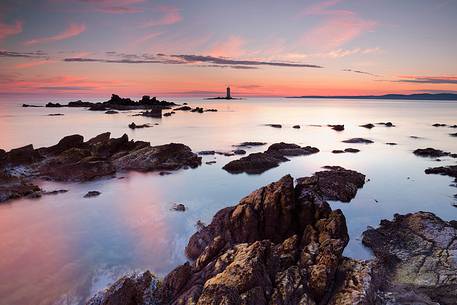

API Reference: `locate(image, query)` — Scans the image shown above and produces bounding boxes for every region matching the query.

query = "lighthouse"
[226,86,232,99]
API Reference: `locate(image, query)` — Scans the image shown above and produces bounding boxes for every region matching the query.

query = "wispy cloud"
[0,20,22,40]
[15,59,56,69]
[393,76,457,84]
[63,52,323,69]
[0,50,47,58]
[208,36,246,57]
[343,68,379,77]
[301,0,376,50]
[141,5,182,27]
[24,23,86,46]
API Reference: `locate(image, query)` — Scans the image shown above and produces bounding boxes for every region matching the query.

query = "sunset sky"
[1,0,457,99]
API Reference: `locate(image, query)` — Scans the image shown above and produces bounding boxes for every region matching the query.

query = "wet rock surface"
[223,142,319,174]
[425,165,457,184]
[0,133,201,201]
[413,147,456,158]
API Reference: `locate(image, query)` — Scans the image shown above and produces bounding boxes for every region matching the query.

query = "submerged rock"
[432,123,447,127]
[425,165,457,183]
[233,142,267,148]
[344,148,360,153]
[0,172,41,203]
[329,124,344,131]
[105,110,119,114]
[342,138,374,144]
[265,124,282,128]
[360,123,375,129]
[293,125,301,129]
[385,142,397,145]
[223,142,319,174]
[128,122,151,129]
[171,203,186,211]
[377,122,395,127]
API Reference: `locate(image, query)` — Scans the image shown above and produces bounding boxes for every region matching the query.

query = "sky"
[0,0,457,99]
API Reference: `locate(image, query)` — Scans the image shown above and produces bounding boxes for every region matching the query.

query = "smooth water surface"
[0,97,456,305]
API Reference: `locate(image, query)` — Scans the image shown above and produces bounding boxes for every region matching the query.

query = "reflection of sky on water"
[0,98,456,304]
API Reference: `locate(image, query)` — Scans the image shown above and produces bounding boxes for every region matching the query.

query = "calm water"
[0,97,456,305]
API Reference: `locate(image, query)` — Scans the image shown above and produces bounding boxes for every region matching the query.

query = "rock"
[432,123,447,127]
[174,106,192,111]
[232,149,246,155]
[293,125,300,129]
[329,124,344,131]
[48,113,64,116]
[163,112,174,117]
[41,134,85,155]
[342,138,373,144]
[39,159,116,182]
[45,102,63,108]
[138,109,162,118]
[296,166,365,202]
[360,123,375,129]
[84,191,101,198]
[450,133,457,137]
[410,135,423,139]
[88,103,108,111]
[362,212,457,305]
[198,150,216,155]
[128,122,151,129]
[191,107,204,113]
[265,124,282,128]
[206,161,216,165]
[3,144,42,165]
[332,150,345,154]
[425,165,457,183]
[67,100,93,107]
[113,143,201,172]
[86,132,111,145]
[42,189,68,195]
[223,142,319,174]
[86,271,159,305]
[385,142,397,145]
[413,147,453,158]
[204,109,217,112]
[105,110,119,114]
[216,151,235,157]
[0,172,41,203]
[171,203,186,211]
[234,142,267,148]
[450,125,457,128]
[377,122,395,127]
[22,104,41,107]
[344,148,360,153]
[159,171,171,176]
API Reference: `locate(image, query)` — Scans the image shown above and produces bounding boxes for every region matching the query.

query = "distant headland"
[287,93,457,101]
[206,86,242,100]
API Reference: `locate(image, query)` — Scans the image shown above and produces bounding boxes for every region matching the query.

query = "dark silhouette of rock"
[128,122,151,129]
[48,113,64,116]
[265,124,282,128]
[191,107,204,113]
[234,142,267,148]
[432,123,447,127]
[206,161,216,165]
[88,103,108,111]
[205,109,217,112]
[377,122,395,127]
[174,106,192,111]
[344,148,360,153]
[360,123,375,129]
[45,102,63,108]
[105,110,119,114]
[385,142,397,145]
[293,125,300,129]
[332,150,345,154]
[22,104,42,107]
[223,142,319,174]
[137,109,162,118]
[84,191,101,198]
[0,172,41,203]
[450,125,457,128]
[342,138,373,144]
[198,150,216,155]
[232,149,246,155]
[450,133,457,137]
[171,203,186,211]
[2,144,43,165]
[413,147,454,158]
[329,124,344,131]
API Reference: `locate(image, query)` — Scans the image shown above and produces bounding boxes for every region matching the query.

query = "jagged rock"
[86,271,159,305]
[425,165,457,183]
[360,123,375,129]
[174,106,192,111]
[362,212,457,305]
[198,150,216,155]
[223,142,319,174]
[2,144,42,165]
[342,138,374,144]
[296,166,365,202]
[171,203,186,211]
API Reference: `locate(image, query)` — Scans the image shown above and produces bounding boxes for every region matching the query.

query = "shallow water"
[0,97,456,305]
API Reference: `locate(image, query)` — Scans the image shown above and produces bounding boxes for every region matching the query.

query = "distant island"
[287,93,457,101]
[206,86,242,100]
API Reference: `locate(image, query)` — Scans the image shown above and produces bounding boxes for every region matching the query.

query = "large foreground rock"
[363,212,457,305]
[223,142,319,174]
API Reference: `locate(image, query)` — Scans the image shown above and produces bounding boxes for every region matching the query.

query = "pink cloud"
[141,5,182,27]
[133,32,162,45]
[300,0,376,50]
[208,36,246,58]
[15,59,56,69]
[0,20,22,40]
[24,23,86,46]
[95,6,143,13]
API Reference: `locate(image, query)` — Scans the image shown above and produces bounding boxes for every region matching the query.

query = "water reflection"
[0,98,456,304]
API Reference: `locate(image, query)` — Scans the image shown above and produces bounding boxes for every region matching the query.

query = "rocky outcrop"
[425,165,457,184]
[0,172,41,203]
[342,138,374,144]
[360,123,375,129]
[414,148,456,158]
[223,142,319,174]
[86,169,457,305]
[362,212,457,305]
[329,124,344,131]
[0,133,201,200]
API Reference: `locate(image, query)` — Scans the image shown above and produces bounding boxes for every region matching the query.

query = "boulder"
[342,138,374,144]
[0,172,41,203]
[329,124,344,131]
[360,123,375,129]
[413,147,452,158]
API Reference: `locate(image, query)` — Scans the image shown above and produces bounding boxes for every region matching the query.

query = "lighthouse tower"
[226,86,232,99]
